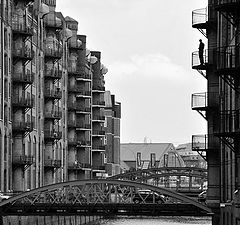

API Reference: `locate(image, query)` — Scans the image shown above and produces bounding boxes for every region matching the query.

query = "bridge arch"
[0,179,212,216]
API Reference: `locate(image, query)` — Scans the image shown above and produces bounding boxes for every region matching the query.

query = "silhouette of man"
[199,39,205,65]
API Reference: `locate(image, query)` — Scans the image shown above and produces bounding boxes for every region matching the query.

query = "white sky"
[56,0,208,146]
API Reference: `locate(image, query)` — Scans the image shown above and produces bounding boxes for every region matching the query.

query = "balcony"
[68,162,91,170]
[12,155,34,167]
[76,140,91,147]
[44,130,62,140]
[92,86,105,92]
[44,110,62,120]
[192,49,209,70]
[92,101,105,107]
[76,105,91,114]
[76,73,91,81]
[192,7,208,29]
[192,134,219,151]
[44,159,61,168]
[76,122,91,130]
[44,88,62,99]
[44,15,63,30]
[214,110,240,137]
[13,46,33,63]
[216,45,240,75]
[92,165,106,171]
[92,145,105,151]
[192,92,208,111]
[76,91,91,98]
[12,22,33,37]
[68,39,83,51]
[12,72,34,84]
[12,121,33,134]
[45,69,62,80]
[92,130,105,136]
[12,97,34,109]
[92,116,105,122]
[214,0,240,13]
[67,120,77,128]
[44,47,63,60]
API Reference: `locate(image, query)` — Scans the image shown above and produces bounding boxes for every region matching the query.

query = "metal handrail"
[192,7,208,27]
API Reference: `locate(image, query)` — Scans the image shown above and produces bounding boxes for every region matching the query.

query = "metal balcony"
[12,22,33,37]
[76,140,91,147]
[92,165,106,171]
[12,97,34,109]
[12,155,34,166]
[214,110,240,137]
[44,88,62,99]
[44,15,63,30]
[92,145,105,151]
[216,45,240,75]
[214,0,240,12]
[92,130,105,136]
[12,121,33,134]
[76,123,91,130]
[192,7,208,30]
[44,47,63,60]
[76,73,91,81]
[192,50,209,70]
[12,72,34,84]
[76,106,91,114]
[68,39,83,51]
[192,134,219,151]
[13,47,33,63]
[68,162,92,170]
[44,130,62,140]
[44,159,61,168]
[92,101,105,107]
[92,86,105,92]
[92,116,105,122]
[76,91,91,98]
[44,110,62,120]
[45,69,62,80]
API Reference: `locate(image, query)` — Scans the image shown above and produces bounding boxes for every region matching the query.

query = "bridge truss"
[0,179,212,217]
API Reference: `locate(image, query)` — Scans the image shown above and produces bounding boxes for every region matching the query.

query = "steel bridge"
[0,179,212,217]
[110,167,207,197]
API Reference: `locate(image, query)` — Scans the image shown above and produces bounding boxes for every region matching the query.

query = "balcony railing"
[215,110,240,136]
[68,39,83,50]
[216,45,240,74]
[192,50,208,69]
[44,110,62,119]
[192,7,208,29]
[44,130,62,140]
[12,122,33,133]
[191,92,207,110]
[76,91,91,98]
[12,97,34,108]
[214,0,240,11]
[92,86,105,92]
[44,159,61,168]
[13,47,33,61]
[45,69,62,79]
[92,130,105,136]
[68,162,92,170]
[12,22,33,36]
[12,155,34,165]
[12,72,34,84]
[92,145,105,151]
[92,116,105,121]
[76,105,91,113]
[44,88,62,99]
[44,15,63,29]
[76,73,91,80]
[45,47,63,59]
[192,134,219,151]
[92,101,105,106]
[76,123,91,130]
[92,165,106,171]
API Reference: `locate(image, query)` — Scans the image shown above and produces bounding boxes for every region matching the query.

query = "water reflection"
[96,217,212,225]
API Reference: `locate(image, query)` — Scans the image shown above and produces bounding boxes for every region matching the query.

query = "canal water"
[93,216,212,225]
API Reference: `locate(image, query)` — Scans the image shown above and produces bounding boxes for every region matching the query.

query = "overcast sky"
[56,0,208,145]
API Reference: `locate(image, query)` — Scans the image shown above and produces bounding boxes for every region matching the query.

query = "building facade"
[0,0,121,194]
[191,1,240,224]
